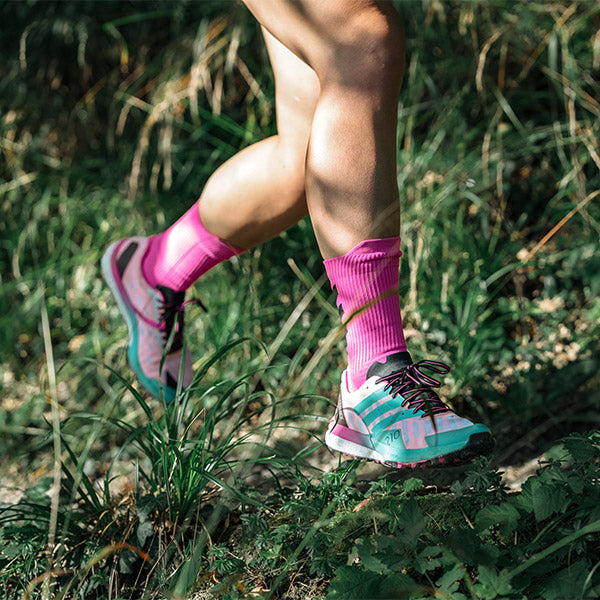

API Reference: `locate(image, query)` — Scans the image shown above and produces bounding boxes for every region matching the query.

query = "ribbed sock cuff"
[324,237,407,390]
[142,202,244,291]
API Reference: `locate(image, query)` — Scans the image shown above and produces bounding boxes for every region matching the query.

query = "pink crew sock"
[142,201,244,292]
[324,237,408,391]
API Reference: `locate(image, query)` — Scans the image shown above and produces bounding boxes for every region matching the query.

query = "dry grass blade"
[580,127,600,171]
[117,13,252,200]
[21,570,72,600]
[476,29,502,94]
[526,189,600,260]
[40,295,62,600]
[0,172,37,196]
[516,3,578,87]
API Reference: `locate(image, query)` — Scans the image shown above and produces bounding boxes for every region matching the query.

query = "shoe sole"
[101,240,173,401]
[325,427,494,469]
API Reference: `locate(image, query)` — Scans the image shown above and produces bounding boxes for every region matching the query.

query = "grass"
[1,0,599,598]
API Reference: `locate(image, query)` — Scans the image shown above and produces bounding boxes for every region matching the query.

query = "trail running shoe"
[101,236,198,402]
[325,351,494,468]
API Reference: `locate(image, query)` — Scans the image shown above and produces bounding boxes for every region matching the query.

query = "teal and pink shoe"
[325,352,494,468]
[101,237,198,402]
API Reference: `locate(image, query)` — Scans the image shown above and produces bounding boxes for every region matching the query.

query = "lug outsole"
[339,431,495,469]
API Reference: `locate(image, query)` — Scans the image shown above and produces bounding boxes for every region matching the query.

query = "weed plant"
[0,340,325,598]
[1,0,599,598]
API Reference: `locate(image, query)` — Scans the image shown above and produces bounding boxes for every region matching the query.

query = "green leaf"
[390,499,425,547]
[436,565,466,595]
[353,538,392,575]
[136,493,158,522]
[538,561,590,600]
[507,520,600,581]
[137,520,155,547]
[443,528,500,566]
[564,433,599,463]
[0,543,22,559]
[520,478,567,522]
[475,565,512,599]
[119,549,139,574]
[352,537,409,575]
[402,477,423,493]
[476,502,520,536]
[327,566,421,599]
[564,472,585,495]
[413,545,446,574]
[450,479,465,497]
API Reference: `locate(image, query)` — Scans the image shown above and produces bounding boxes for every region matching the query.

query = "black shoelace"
[376,359,451,417]
[158,295,206,352]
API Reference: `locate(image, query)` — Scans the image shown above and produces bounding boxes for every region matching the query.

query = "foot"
[325,351,494,468]
[101,237,194,402]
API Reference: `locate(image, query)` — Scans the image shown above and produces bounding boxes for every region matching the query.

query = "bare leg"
[103,1,495,467]
[242,0,405,258]
[102,31,320,401]
[198,30,319,249]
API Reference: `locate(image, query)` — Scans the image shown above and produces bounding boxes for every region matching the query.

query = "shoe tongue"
[366,351,413,379]
[156,285,186,352]
[156,285,185,305]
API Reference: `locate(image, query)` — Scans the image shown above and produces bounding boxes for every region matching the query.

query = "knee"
[322,6,405,94]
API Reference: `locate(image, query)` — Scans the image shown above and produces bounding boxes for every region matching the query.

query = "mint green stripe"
[425,425,489,448]
[126,308,175,403]
[354,388,389,415]
[371,409,413,434]
[362,396,405,426]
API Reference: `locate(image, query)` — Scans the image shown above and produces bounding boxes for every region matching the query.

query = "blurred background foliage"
[1,0,599,500]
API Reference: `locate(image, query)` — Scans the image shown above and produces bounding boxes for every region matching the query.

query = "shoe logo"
[382,428,405,447]
[366,351,412,379]
[116,241,139,279]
